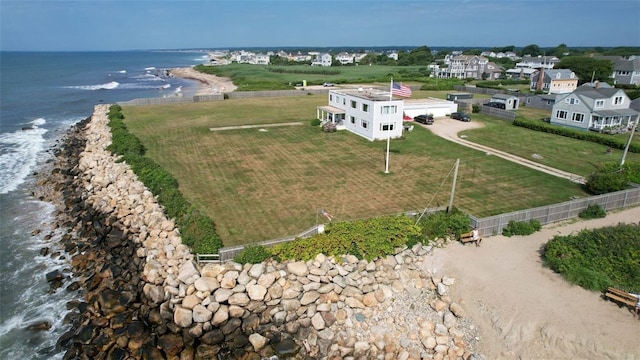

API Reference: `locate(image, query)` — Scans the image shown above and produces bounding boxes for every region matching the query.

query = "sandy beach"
[417,117,640,359]
[423,206,640,359]
[169,66,237,95]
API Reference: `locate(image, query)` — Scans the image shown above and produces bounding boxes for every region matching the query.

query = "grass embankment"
[459,113,640,177]
[122,95,588,246]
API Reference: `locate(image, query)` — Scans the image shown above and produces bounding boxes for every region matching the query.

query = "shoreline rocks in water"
[37,104,483,359]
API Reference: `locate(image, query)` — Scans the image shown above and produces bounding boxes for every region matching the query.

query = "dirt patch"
[422,206,640,359]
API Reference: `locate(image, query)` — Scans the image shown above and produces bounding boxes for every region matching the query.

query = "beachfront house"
[550,83,639,133]
[316,88,404,141]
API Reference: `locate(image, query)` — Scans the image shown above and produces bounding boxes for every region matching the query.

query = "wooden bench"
[460,231,481,246]
[604,287,638,309]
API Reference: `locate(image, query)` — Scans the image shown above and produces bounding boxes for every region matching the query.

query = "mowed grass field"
[460,112,640,177]
[122,94,591,246]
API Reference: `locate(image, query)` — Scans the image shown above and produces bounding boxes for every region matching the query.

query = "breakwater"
[37,104,482,359]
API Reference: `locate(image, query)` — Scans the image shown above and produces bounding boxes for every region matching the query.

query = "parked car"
[414,114,434,125]
[484,102,505,109]
[323,82,334,87]
[451,112,471,122]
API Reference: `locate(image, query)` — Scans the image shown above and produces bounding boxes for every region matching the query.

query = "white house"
[312,53,332,67]
[316,88,404,141]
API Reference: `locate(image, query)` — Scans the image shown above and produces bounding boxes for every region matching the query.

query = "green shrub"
[578,204,606,219]
[418,208,471,241]
[544,223,640,292]
[512,118,640,153]
[234,245,271,264]
[586,164,630,194]
[271,215,423,262]
[502,219,541,237]
[310,118,322,126]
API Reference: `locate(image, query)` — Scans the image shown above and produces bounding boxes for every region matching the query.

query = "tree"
[555,56,614,84]
[549,43,569,58]
[520,44,542,57]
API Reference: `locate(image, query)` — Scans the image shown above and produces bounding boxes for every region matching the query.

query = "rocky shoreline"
[34,104,484,359]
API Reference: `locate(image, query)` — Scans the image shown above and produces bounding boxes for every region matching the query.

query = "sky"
[1,0,639,51]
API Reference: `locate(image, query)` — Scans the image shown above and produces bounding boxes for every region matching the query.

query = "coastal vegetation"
[233,209,470,264]
[121,95,591,246]
[544,223,640,293]
[194,63,441,91]
[106,105,223,254]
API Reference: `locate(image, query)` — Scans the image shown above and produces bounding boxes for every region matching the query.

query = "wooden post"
[447,159,460,213]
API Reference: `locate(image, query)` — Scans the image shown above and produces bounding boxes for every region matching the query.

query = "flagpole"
[385,78,392,173]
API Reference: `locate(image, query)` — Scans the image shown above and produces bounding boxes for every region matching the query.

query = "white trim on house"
[320,89,404,141]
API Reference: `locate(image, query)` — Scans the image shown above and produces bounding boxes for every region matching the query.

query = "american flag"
[392,82,412,97]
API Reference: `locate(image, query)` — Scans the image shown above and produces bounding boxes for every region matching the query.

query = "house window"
[362,103,369,112]
[595,100,604,108]
[361,120,368,129]
[556,110,568,119]
[613,96,623,105]
[329,94,333,102]
[565,97,580,105]
[350,116,355,124]
[381,105,397,114]
[380,123,395,131]
[572,112,585,122]
[351,100,357,109]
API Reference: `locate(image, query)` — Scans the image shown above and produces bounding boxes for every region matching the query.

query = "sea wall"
[42,104,482,359]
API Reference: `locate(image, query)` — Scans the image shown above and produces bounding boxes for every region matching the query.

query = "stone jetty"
[37,104,483,359]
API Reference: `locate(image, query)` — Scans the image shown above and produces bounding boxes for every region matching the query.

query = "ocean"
[0,50,207,359]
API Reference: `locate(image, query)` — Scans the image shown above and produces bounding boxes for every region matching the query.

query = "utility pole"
[621,120,638,166]
[447,159,460,213]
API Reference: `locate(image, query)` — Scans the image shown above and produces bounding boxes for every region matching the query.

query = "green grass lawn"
[122,95,590,246]
[461,112,640,177]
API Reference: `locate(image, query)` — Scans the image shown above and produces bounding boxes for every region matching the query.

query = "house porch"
[589,109,639,134]
[316,105,346,129]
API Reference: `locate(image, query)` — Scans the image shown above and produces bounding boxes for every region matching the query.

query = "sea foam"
[0,119,48,194]
[64,81,119,90]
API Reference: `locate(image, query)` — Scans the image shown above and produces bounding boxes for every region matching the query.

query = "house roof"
[594,56,640,71]
[595,108,639,117]
[317,105,345,114]
[543,69,577,80]
[491,93,517,100]
[507,68,537,75]
[573,86,621,99]
[631,98,640,111]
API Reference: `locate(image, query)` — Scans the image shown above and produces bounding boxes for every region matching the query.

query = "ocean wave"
[64,81,119,91]
[132,73,166,82]
[115,83,171,90]
[117,70,127,74]
[31,118,46,126]
[0,125,48,194]
[144,66,156,71]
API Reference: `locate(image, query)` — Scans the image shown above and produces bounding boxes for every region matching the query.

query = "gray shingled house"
[551,83,639,133]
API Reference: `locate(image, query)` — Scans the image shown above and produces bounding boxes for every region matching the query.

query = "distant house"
[436,55,494,80]
[335,52,355,65]
[594,56,640,85]
[530,69,578,94]
[524,94,557,110]
[506,67,537,79]
[316,88,404,141]
[516,55,560,69]
[312,53,332,67]
[550,83,639,132]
